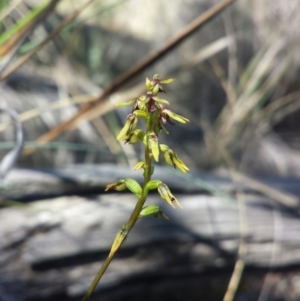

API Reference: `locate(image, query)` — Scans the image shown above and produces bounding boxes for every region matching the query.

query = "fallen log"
[0,165,300,301]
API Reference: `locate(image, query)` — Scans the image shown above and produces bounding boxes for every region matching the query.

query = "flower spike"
[86,75,190,298]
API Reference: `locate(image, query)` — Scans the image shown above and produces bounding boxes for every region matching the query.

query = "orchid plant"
[82,75,189,301]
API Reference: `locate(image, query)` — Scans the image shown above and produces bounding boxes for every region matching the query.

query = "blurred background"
[1,0,300,175]
[1,0,300,300]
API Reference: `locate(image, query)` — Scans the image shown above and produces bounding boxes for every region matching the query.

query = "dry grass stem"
[21,0,236,157]
[0,0,95,81]
[0,0,23,21]
[0,0,61,57]
[218,149,248,301]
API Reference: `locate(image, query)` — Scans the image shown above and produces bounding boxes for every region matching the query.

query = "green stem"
[81,115,153,301]
[127,113,153,227]
[81,255,113,301]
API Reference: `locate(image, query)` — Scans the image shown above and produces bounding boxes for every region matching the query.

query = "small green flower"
[105,179,126,191]
[160,107,189,124]
[164,149,189,173]
[122,132,139,144]
[109,224,130,257]
[157,183,183,209]
[148,74,175,95]
[105,179,142,197]
[122,129,145,144]
[117,113,138,140]
[134,95,148,111]
[145,92,158,112]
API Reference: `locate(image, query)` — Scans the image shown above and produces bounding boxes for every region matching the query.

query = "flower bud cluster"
[106,75,190,219]
[116,74,189,167]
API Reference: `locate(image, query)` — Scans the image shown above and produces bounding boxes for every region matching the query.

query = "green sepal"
[164,151,174,167]
[160,78,175,84]
[160,123,169,134]
[146,78,152,91]
[123,129,145,144]
[123,133,139,144]
[157,183,183,209]
[165,109,189,123]
[134,110,148,119]
[115,98,136,107]
[125,178,142,196]
[148,132,159,162]
[138,205,169,220]
[152,84,160,95]
[135,129,145,140]
[138,95,147,102]
[133,161,145,171]
[117,120,131,140]
[164,149,189,173]
[117,114,137,140]
[153,97,170,105]
[159,144,169,153]
[109,224,130,256]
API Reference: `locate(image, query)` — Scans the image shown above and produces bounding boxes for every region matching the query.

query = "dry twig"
[22,0,237,156]
[0,0,95,81]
